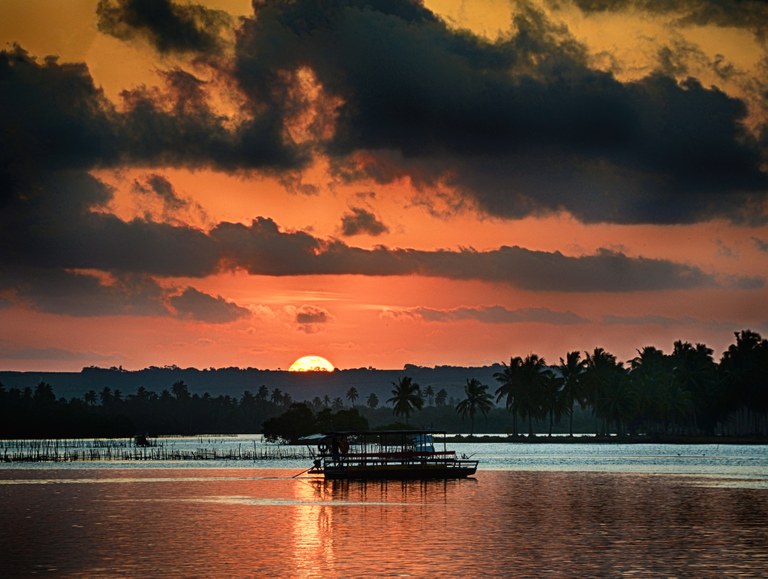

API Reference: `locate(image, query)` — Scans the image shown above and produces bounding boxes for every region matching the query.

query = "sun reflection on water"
[292,479,337,576]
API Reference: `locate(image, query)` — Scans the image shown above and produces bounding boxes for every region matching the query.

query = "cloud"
[134,173,187,211]
[754,237,768,252]
[7,0,768,230]
[214,219,740,291]
[384,305,589,325]
[0,174,220,277]
[0,269,169,317]
[169,287,251,323]
[563,0,768,40]
[340,207,389,236]
[96,0,233,54]
[295,305,330,325]
[0,343,113,362]
[234,0,768,224]
[0,45,304,180]
[293,304,332,333]
[1,7,765,320]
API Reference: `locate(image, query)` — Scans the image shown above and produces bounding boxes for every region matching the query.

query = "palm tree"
[84,390,97,407]
[494,356,524,435]
[517,354,551,436]
[583,348,614,434]
[387,376,424,424]
[671,340,720,434]
[541,372,567,437]
[559,351,587,437]
[424,385,435,407]
[720,330,768,435]
[346,387,359,408]
[584,347,631,435]
[366,392,379,409]
[630,346,680,434]
[495,355,550,436]
[171,381,190,401]
[456,378,494,435]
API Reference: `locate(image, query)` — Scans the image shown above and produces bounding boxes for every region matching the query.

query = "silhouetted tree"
[263,403,316,443]
[346,387,359,407]
[367,392,379,409]
[720,330,768,435]
[425,385,435,406]
[388,376,424,424]
[171,381,190,401]
[559,351,587,436]
[494,356,524,435]
[456,378,494,435]
[671,340,721,434]
[585,348,632,435]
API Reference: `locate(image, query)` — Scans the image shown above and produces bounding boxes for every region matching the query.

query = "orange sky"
[1,0,766,371]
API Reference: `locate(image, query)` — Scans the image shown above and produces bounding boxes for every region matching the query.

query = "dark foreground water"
[2,467,767,577]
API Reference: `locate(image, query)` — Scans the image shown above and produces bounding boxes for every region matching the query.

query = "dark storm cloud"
[169,287,251,322]
[0,268,169,317]
[235,0,768,224]
[17,271,248,322]
[211,218,747,292]
[340,207,389,236]
[96,0,232,54]
[118,70,302,169]
[0,46,299,316]
[0,171,220,276]
[386,305,588,324]
[0,45,302,175]
[2,2,765,320]
[0,264,250,321]
[0,46,120,179]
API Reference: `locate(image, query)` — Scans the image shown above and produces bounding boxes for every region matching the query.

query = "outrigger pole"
[292,466,313,478]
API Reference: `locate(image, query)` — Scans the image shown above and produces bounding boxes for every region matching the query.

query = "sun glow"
[289,355,335,372]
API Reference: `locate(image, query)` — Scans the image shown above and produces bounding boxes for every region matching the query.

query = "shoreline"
[445,434,768,445]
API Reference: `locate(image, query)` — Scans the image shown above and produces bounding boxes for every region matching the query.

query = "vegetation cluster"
[1,331,766,440]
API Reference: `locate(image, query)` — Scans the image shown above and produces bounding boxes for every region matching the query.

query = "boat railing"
[320,449,478,470]
[344,450,456,460]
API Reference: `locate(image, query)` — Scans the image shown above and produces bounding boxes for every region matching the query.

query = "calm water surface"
[2,443,767,577]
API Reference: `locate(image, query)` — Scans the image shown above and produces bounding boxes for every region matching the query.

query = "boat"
[302,430,478,480]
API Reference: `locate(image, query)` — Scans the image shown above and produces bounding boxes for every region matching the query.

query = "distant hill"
[0,364,505,402]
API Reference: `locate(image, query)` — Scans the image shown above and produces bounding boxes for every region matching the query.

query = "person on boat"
[338,436,349,455]
[331,436,341,463]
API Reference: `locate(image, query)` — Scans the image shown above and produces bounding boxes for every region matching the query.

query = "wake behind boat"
[302,430,478,480]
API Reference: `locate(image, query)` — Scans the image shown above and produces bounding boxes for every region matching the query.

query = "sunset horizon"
[1,0,766,373]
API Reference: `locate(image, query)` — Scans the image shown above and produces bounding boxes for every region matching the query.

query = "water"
[2,440,767,576]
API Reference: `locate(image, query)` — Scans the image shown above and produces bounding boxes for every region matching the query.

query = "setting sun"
[288,355,335,372]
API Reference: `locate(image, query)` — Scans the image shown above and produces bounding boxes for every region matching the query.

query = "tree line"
[442,330,767,437]
[0,381,295,438]
[1,330,766,439]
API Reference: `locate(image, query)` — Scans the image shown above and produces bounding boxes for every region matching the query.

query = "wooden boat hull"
[320,462,478,480]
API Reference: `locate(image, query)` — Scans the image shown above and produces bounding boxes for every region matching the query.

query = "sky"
[1,0,767,372]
